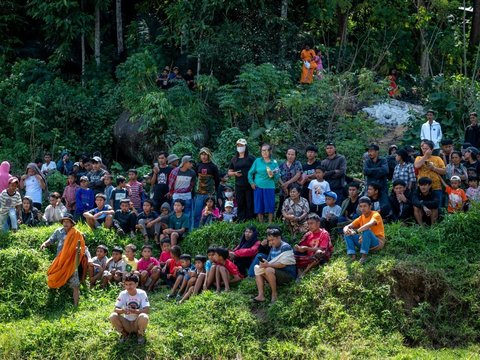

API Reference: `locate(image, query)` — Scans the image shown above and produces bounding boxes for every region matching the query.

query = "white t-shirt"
[25,176,43,204]
[308,179,331,205]
[115,289,150,321]
[322,205,342,218]
[41,162,57,173]
[106,258,127,272]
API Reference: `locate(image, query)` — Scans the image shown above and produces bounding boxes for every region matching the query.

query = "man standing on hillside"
[150,151,172,213]
[321,142,347,204]
[420,110,443,150]
[464,112,480,149]
[40,214,90,306]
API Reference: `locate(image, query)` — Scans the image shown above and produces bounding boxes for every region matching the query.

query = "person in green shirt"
[248,144,280,223]
[159,199,190,245]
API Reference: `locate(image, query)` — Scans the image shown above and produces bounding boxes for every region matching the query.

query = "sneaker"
[166,293,175,300]
[137,335,146,345]
[359,257,368,265]
[117,228,125,236]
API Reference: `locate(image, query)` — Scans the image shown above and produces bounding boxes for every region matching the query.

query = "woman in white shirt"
[20,163,46,210]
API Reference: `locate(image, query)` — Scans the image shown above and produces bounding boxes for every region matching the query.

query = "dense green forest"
[1,0,480,172]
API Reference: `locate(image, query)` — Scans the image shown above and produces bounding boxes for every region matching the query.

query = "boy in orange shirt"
[343,196,385,264]
[441,176,468,213]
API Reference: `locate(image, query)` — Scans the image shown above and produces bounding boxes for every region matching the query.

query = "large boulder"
[113,111,159,164]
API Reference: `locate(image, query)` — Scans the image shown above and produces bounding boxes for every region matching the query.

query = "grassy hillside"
[1,208,480,359]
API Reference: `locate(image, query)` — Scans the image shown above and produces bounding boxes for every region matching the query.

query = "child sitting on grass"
[102,246,127,287]
[203,247,216,290]
[113,199,137,237]
[137,245,160,290]
[158,238,172,267]
[123,243,139,275]
[205,247,242,292]
[159,199,189,245]
[149,244,181,291]
[179,255,207,304]
[88,244,108,287]
[109,273,149,345]
[166,254,194,301]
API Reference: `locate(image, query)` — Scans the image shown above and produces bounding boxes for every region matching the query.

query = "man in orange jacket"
[40,213,91,306]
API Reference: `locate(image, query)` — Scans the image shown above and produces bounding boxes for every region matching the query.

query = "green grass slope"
[1,208,480,359]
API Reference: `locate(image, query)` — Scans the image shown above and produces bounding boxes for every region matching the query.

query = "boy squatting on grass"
[109,273,149,345]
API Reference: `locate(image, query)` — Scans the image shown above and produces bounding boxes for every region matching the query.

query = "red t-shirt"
[137,257,159,275]
[167,258,182,276]
[223,259,241,277]
[298,229,333,259]
[159,250,172,265]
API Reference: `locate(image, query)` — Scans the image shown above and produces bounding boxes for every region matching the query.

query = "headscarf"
[25,162,48,199]
[0,161,10,192]
[237,225,258,250]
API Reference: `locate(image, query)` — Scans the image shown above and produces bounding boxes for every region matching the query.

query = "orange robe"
[47,227,86,288]
[300,49,317,84]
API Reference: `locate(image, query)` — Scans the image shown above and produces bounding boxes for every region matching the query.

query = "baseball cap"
[324,191,337,200]
[8,177,19,184]
[224,201,234,208]
[92,156,102,163]
[180,155,193,167]
[466,147,479,156]
[80,176,89,182]
[450,176,461,182]
[236,139,247,146]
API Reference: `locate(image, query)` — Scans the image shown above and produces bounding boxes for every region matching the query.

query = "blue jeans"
[181,198,193,230]
[193,194,210,229]
[1,208,18,232]
[344,229,380,255]
[248,253,267,277]
[432,190,443,209]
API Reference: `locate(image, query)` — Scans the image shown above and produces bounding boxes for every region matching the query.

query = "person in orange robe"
[300,45,317,84]
[40,213,90,306]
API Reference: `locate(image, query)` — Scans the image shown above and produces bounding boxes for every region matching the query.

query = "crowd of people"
[1,109,479,344]
[155,65,195,90]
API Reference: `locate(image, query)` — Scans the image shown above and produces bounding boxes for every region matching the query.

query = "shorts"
[274,269,295,285]
[254,188,275,214]
[67,271,80,288]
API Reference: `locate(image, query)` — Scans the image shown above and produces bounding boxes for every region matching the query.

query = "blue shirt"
[267,240,296,278]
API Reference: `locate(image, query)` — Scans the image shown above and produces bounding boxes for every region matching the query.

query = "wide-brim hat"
[60,213,76,225]
[167,154,180,164]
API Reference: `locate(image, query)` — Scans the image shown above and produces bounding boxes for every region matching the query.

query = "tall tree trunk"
[471,0,480,47]
[95,2,101,66]
[116,0,123,56]
[336,6,348,71]
[279,0,288,64]
[419,29,431,78]
[81,0,85,85]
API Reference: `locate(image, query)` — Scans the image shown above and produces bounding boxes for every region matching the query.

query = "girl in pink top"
[62,174,79,212]
[200,196,221,226]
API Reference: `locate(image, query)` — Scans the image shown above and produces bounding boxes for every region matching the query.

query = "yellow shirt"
[352,210,385,240]
[122,255,138,272]
[415,155,445,191]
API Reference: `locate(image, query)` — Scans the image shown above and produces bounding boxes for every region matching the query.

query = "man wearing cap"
[463,146,480,178]
[464,112,480,149]
[420,110,443,150]
[87,156,108,195]
[321,142,347,204]
[228,139,256,222]
[40,213,91,306]
[343,196,385,264]
[150,152,172,213]
[168,155,197,226]
[0,177,22,232]
[193,147,220,228]
[363,144,389,195]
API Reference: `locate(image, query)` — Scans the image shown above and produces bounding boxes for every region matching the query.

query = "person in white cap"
[440,175,468,213]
